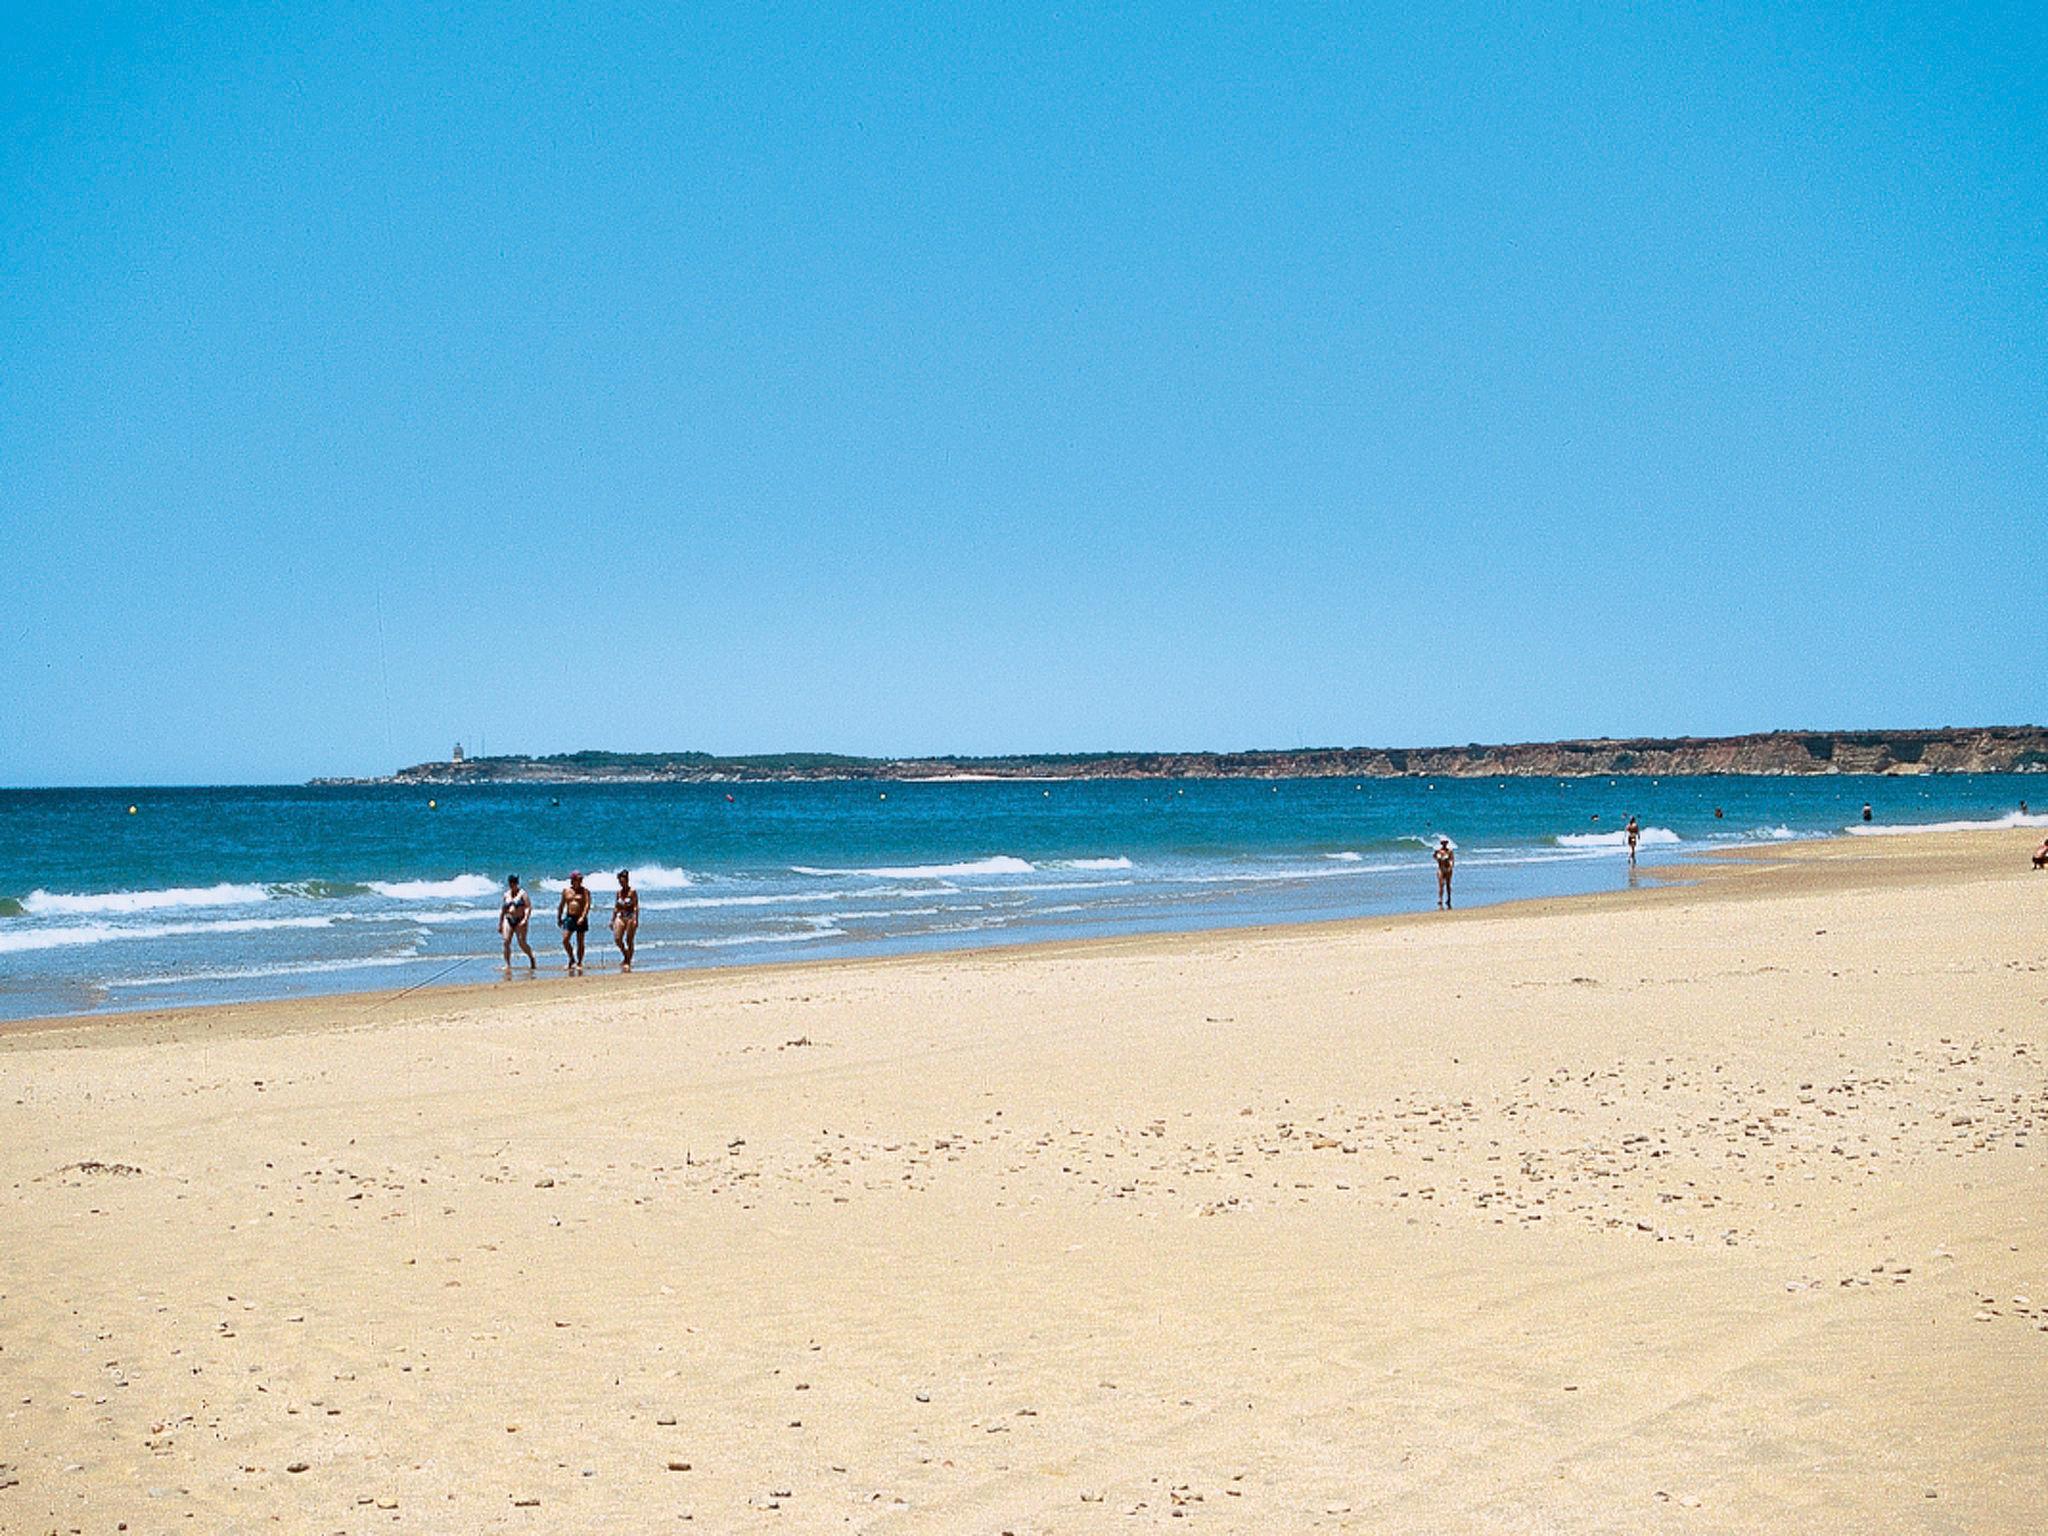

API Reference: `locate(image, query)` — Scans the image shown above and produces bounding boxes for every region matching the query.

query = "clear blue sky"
[2,2,2040,785]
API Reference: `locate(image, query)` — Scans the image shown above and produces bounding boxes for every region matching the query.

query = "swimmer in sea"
[610,869,639,972]
[1434,838,1455,910]
[558,870,592,972]
[1862,803,1873,822]
[499,875,535,970]
[1625,815,1641,865]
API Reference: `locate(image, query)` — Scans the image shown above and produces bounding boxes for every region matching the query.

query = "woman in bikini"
[611,870,640,971]
[500,875,535,970]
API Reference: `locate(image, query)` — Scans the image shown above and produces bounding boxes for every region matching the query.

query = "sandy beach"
[2,829,2042,1534]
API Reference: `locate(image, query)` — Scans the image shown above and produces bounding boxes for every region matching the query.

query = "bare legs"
[612,919,636,971]
[502,922,535,970]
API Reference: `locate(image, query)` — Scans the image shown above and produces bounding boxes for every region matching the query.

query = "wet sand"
[2,830,2043,1533]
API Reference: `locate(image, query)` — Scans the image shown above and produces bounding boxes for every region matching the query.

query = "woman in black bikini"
[500,875,535,970]
[611,869,640,971]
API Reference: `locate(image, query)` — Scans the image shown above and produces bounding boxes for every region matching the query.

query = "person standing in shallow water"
[557,871,592,973]
[499,875,535,970]
[1434,838,1455,910]
[611,869,639,972]
[1626,815,1641,865]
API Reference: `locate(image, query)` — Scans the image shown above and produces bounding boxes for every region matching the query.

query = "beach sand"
[2,830,2043,1533]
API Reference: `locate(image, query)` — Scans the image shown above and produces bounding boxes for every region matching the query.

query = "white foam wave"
[21,882,269,916]
[0,915,340,955]
[661,928,847,950]
[1323,851,1364,862]
[109,953,428,987]
[792,856,1036,880]
[1051,857,1134,871]
[368,874,499,901]
[642,891,821,912]
[1553,827,1682,850]
[1847,811,2048,837]
[536,864,696,894]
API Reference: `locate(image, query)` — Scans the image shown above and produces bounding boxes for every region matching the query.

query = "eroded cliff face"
[359,728,2048,784]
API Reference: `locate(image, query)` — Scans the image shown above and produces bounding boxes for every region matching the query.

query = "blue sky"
[2,2,2041,785]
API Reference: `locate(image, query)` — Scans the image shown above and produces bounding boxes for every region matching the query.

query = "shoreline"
[4,825,2036,1047]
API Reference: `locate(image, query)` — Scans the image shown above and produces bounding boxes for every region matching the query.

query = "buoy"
[725,793,735,803]
[878,792,887,800]
[127,805,137,815]
[428,799,437,809]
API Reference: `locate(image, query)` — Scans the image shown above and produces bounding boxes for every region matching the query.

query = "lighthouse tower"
[452,742,465,765]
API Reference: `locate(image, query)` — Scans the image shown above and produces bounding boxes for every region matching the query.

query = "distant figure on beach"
[1625,815,1641,864]
[611,870,640,971]
[1863,803,1873,822]
[1434,838,1455,910]
[2033,839,2047,871]
[558,871,592,972]
[499,875,535,970]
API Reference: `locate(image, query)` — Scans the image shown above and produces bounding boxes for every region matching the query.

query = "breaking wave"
[792,856,1036,879]
[21,882,270,916]
[1553,827,1681,850]
[1847,811,2048,837]
[367,874,500,901]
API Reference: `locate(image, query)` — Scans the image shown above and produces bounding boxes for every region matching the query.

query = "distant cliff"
[316,728,2048,785]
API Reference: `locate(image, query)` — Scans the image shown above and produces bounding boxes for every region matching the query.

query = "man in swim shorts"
[500,875,535,970]
[611,869,639,971]
[1434,838,1455,910]
[558,870,592,972]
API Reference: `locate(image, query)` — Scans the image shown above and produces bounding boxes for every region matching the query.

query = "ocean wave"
[1050,856,1134,871]
[961,878,1137,895]
[642,891,821,912]
[21,882,270,916]
[1323,851,1364,862]
[108,953,428,987]
[1847,811,2048,837]
[535,863,696,894]
[368,874,499,901]
[0,914,340,955]
[270,879,375,900]
[792,856,1036,879]
[659,928,847,950]
[1553,827,1681,850]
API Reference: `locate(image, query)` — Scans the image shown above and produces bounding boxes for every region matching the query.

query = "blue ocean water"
[0,776,2040,1021]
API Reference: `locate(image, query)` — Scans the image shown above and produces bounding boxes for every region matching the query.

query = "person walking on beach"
[499,875,535,970]
[1434,837,1455,910]
[558,871,592,972]
[2033,838,2047,871]
[611,869,640,971]
[1626,815,1641,864]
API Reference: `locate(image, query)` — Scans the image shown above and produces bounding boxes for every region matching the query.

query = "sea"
[0,776,2041,1022]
